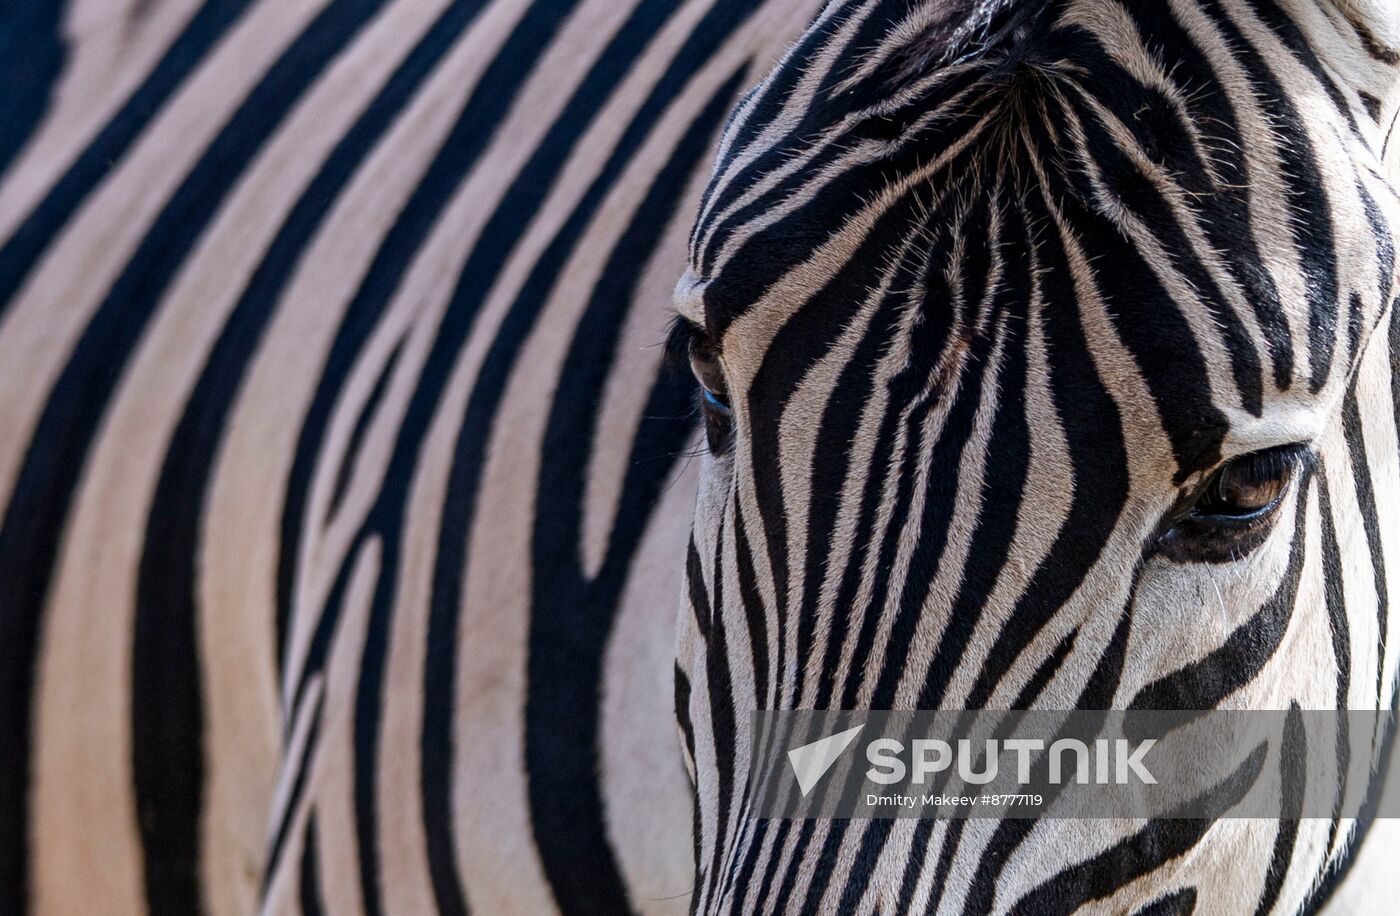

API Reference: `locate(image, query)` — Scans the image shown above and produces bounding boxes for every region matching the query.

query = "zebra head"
[673,0,1400,911]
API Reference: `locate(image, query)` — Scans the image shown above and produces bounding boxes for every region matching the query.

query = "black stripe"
[699,64,991,289]
[793,224,933,710]
[133,8,487,906]
[685,540,721,906]
[1107,0,1301,410]
[786,194,1018,916]
[865,291,999,711]
[1199,0,1343,394]
[274,0,583,695]
[732,164,978,710]
[963,583,1137,914]
[1355,179,1396,372]
[1016,628,1080,709]
[674,663,696,773]
[1251,705,1305,916]
[299,813,325,916]
[688,540,713,645]
[1134,888,1198,916]
[802,222,946,709]
[329,339,405,517]
[888,623,1078,913]
[698,516,738,910]
[802,293,913,712]
[283,516,367,737]
[893,818,935,914]
[1316,473,1352,860]
[523,69,744,915]
[260,685,325,903]
[828,379,937,712]
[845,223,983,707]
[1241,0,1363,136]
[710,37,1014,268]
[1008,742,1267,914]
[676,664,704,902]
[691,0,867,248]
[806,390,901,712]
[377,11,752,909]
[1393,299,1400,451]
[1060,26,1265,412]
[767,818,827,915]
[0,0,255,319]
[1049,130,1228,481]
[1129,482,1312,712]
[1343,386,1392,703]
[728,814,774,913]
[923,817,966,914]
[274,3,602,910]
[1112,0,1293,386]
[0,0,64,180]
[701,51,988,294]
[915,204,1033,709]
[0,1,390,910]
[829,819,889,915]
[1360,91,1384,122]
[733,500,770,707]
[1348,18,1400,66]
[965,188,1130,709]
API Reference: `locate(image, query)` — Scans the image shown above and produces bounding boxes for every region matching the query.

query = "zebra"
[674,0,1400,912]
[0,1,1395,916]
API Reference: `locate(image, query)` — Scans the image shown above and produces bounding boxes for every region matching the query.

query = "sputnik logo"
[787,724,865,796]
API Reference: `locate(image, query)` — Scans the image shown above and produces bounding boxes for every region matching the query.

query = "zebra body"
[0,0,1398,913]
[0,0,819,911]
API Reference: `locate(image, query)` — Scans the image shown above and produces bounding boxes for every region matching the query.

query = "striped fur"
[676,0,1400,912]
[0,0,819,912]
[2,0,1399,914]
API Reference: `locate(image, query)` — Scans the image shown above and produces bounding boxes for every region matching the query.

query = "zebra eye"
[667,318,733,455]
[689,342,729,409]
[689,336,733,454]
[1157,444,1310,564]
[701,386,731,413]
[1191,462,1288,521]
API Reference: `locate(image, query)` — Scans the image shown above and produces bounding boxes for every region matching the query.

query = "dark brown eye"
[666,318,733,454]
[690,339,733,455]
[1190,462,1289,520]
[688,340,729,411]
[1157,444,1310,564]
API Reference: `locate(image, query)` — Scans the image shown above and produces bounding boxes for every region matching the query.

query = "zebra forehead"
[688,2,1051,327]
[692,0,1393,344]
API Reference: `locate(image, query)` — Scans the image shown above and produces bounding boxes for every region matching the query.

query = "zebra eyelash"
[664,315,699,374]
[1222,442,1316,484]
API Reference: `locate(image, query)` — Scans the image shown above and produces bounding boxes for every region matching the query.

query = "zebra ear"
[1335,0,1400,61]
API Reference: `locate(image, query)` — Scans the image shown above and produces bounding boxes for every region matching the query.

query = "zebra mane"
[890,0,1052,82]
